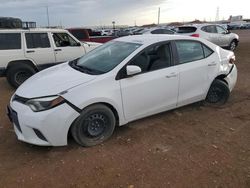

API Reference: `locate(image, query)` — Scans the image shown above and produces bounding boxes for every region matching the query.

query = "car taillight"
[229,56,236,64]
[190,34,200,37]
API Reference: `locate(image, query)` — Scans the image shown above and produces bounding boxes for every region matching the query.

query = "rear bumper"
[225,65,237,92]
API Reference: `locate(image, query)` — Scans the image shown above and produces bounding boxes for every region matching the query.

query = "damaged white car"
[7,35,237,147]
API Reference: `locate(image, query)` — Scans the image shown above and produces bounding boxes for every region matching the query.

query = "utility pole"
[46,6,50,27]
[215,7,220,22]
[158,7,160,25]
[112,21,115,30]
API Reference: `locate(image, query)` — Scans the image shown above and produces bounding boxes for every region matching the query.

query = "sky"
[0,0,249,27]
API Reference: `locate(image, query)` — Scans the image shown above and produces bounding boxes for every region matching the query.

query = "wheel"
[229,40,237,51]
[6,64,36,88]
[71,104,116,147]
[205,79,230,106]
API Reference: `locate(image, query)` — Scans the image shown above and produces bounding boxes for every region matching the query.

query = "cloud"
[0,0,167,27]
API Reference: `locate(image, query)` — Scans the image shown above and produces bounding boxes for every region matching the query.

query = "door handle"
[54,49,62,52]
[208,62,216,66]
[26,50,35,53]
[166,73,177,78]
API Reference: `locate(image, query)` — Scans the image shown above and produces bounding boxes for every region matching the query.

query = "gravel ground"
[0,30,249,188]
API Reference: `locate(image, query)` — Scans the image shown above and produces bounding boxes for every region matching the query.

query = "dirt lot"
[0,30,250,188]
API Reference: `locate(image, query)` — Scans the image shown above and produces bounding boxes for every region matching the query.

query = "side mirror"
[126,65,141,76]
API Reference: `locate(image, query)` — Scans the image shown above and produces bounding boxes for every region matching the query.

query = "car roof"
[114,34,203,45]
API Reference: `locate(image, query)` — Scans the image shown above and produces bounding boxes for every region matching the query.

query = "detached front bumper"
[225,64,237,92]
[8,100,79,146]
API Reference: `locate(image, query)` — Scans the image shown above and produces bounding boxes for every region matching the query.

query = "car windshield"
[71,41,142,75]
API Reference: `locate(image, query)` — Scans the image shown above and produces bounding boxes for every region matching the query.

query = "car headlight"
[26,96,65,112]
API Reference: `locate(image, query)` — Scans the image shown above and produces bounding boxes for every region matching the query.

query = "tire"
[6,64,36,88]
[229,40,237,51]
[71,104,116,147]
[205,79,230,106]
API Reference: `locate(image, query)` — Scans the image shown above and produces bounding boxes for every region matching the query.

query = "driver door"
[119,43,179,121]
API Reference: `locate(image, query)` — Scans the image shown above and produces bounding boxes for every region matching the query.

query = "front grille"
[12,95,29,104]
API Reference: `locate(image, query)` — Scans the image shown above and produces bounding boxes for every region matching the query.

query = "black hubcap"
[15,71,32,85]
[84,113,107,137]
[208,87,223,103]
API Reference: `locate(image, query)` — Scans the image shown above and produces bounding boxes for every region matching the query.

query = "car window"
[203,45,213,57]
[53,33,78,47]
[0,33,21,50]
[129,43,172,72]
[216,26,226,34]
[25,33,50,49]
[175,41,204,64]
[202,25,217,33]
[175,27,197,33]
[162,29,174,34]
[151,29,163,34]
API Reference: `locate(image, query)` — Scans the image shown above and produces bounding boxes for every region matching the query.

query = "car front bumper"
[225,64,237,92]
[8,100,80,146]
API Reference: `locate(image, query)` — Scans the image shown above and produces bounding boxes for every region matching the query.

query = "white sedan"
[7,35,237,147]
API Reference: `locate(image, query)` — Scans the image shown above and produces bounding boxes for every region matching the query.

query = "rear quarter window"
[0,33,21,50]
[203,45,214,57]
[175,27,197,33]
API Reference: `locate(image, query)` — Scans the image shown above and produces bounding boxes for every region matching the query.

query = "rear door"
[174,40,211,106]
[52,32,85,63]
[24,32,56,66]
[201,25,219,45]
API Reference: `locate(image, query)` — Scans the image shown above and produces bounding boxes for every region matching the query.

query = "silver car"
[175,24,239,51]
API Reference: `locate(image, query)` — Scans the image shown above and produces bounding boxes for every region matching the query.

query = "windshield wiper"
[69,60,104,75]
[80,65,104,75]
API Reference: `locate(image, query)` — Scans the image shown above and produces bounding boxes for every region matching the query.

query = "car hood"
[15,63,97,98]
[82,42,102,53]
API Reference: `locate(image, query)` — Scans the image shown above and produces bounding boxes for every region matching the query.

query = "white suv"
[175,24,239,51]
[0,28,100,88]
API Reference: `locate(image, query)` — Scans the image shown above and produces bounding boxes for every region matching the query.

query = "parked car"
[133,28,145,35]
[101,29,113,36]
[174,24,239,51]
[139,28,175,35]
[7,35,237,147]
[0,28,100,88]
[114,29,131,37]
[68,28,115,43]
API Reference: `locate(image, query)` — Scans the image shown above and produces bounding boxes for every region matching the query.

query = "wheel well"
[92,102,120,126]
[231,38,238,44]
[67,102,120,141]
[7,60,38,72]
[215,75,228,85]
